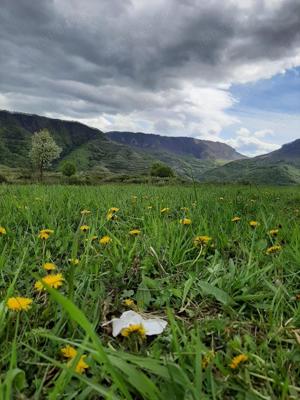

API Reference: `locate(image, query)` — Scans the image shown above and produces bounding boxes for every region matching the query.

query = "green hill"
[200,140,300,185]
[0,110,244,180]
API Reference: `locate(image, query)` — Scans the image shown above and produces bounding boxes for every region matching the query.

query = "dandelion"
[180,218,192,225]
[61,345,89,374]
[99,235,112,245]
[160,207,170,214]
[43,262,56,271]
[194,235,212,247]
[71,355,89,374]
[121,324,146,339]
[123,298,135,308]
[38,229,54,240]
[109,207,119,213]
[231,216,241,222]
[266,244,282,254]
[35,273,64,291]
[229,354,248,369]
[249,220,259,228]
[7,297,32,311]
[80,225,90,233]
[129,229,141,236]
[68,258,79,265]
[269,229,279,237]
[81,209,91,215]
[61,345,77,359]
[0,226,7,235]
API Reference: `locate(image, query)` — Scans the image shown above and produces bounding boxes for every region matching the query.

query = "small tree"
[150,162,174,178]
[29,129,62,180]
[62,161,76,177]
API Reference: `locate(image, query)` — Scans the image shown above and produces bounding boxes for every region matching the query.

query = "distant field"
[1,184,300,399]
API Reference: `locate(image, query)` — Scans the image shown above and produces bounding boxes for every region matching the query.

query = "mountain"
[200,139,300,185]
[0,110,245,180]
[107,131,245,162]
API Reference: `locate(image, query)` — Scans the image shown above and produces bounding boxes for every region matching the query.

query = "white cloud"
[225,127,281,156]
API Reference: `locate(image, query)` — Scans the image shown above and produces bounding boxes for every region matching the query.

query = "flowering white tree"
[29,129,62,180]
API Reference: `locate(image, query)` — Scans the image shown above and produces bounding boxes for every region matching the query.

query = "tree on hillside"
[29,129,62,180]
[62,161,76,177]
[150,162,174,178]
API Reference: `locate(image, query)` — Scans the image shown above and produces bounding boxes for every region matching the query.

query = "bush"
[62,162,76,177]
[150,162,174,178]
[0,174,8,183]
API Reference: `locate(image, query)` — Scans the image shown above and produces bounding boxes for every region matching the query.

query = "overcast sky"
[0,0,299,156]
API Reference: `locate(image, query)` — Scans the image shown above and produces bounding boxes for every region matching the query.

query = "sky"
[0,0,299,156]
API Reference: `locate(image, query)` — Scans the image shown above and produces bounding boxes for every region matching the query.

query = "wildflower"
[181,207,189,212]
[266,244,282,255]
[110,310,167,337]
[123,298,135,308]
[231,216,241,222]
[160,207,170,214]
[80,225,90,233]
[180,218,192,225]
[43,262,56,271]
[269,229,279,237]
[7,297,32,311]
[38,229,54,240]
[0,226,7,235]
[99,235,112,245]
[61,345,89,374]
[81,209,91,215]
[68,258,79,265]
[194,235,212,247]
[109,207,119,213]
[35,273,64,291]
[121,324,146,339]
[70,355,89,374]
[249,220,259,228]
[129,229,141,236]
[107,211,118,221]
[61,345,77,359]
[229,354,248,369]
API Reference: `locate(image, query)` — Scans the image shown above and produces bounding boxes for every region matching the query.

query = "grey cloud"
[0,0,299,138]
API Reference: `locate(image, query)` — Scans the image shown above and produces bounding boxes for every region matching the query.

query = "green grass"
[1,184,300,399]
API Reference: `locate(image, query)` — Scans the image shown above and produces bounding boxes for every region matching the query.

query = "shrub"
[62,161,76,177]
[150,162,174,178]
[0,174,8,183]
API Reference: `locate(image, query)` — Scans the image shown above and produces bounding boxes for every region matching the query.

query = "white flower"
[109,310,167,337]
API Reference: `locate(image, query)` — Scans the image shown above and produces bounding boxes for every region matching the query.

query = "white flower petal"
[143,318,168,335]
[112,310,143,337]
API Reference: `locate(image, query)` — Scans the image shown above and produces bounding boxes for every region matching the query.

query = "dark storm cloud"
[0,0,299,122]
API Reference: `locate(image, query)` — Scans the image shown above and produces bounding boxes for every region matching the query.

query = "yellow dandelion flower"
[99,235,112,245]
[266,244,282,255]
[122,298,135,307]
[229,354,248,369]
[109,207,119,213]
[231,216,241,222]
[7,297,32,312]
[38,229,54,240]
[81,209,91,215]
[0,226,7,235]
[80,225,90,233]
[106,212,118,221]
[249,220,259,228]
[43,262,56,271]
[121,324,146,339]
[180,218,192,225]
[69,355,89,374]
[61,345,77,359]
[269,229,279,237]
[194,235,212,247]
[160,207,170,214]
[129,229,141,236]
[35,273,64,291]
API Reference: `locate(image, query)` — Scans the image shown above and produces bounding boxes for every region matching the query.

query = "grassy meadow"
[1,184,300,399]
